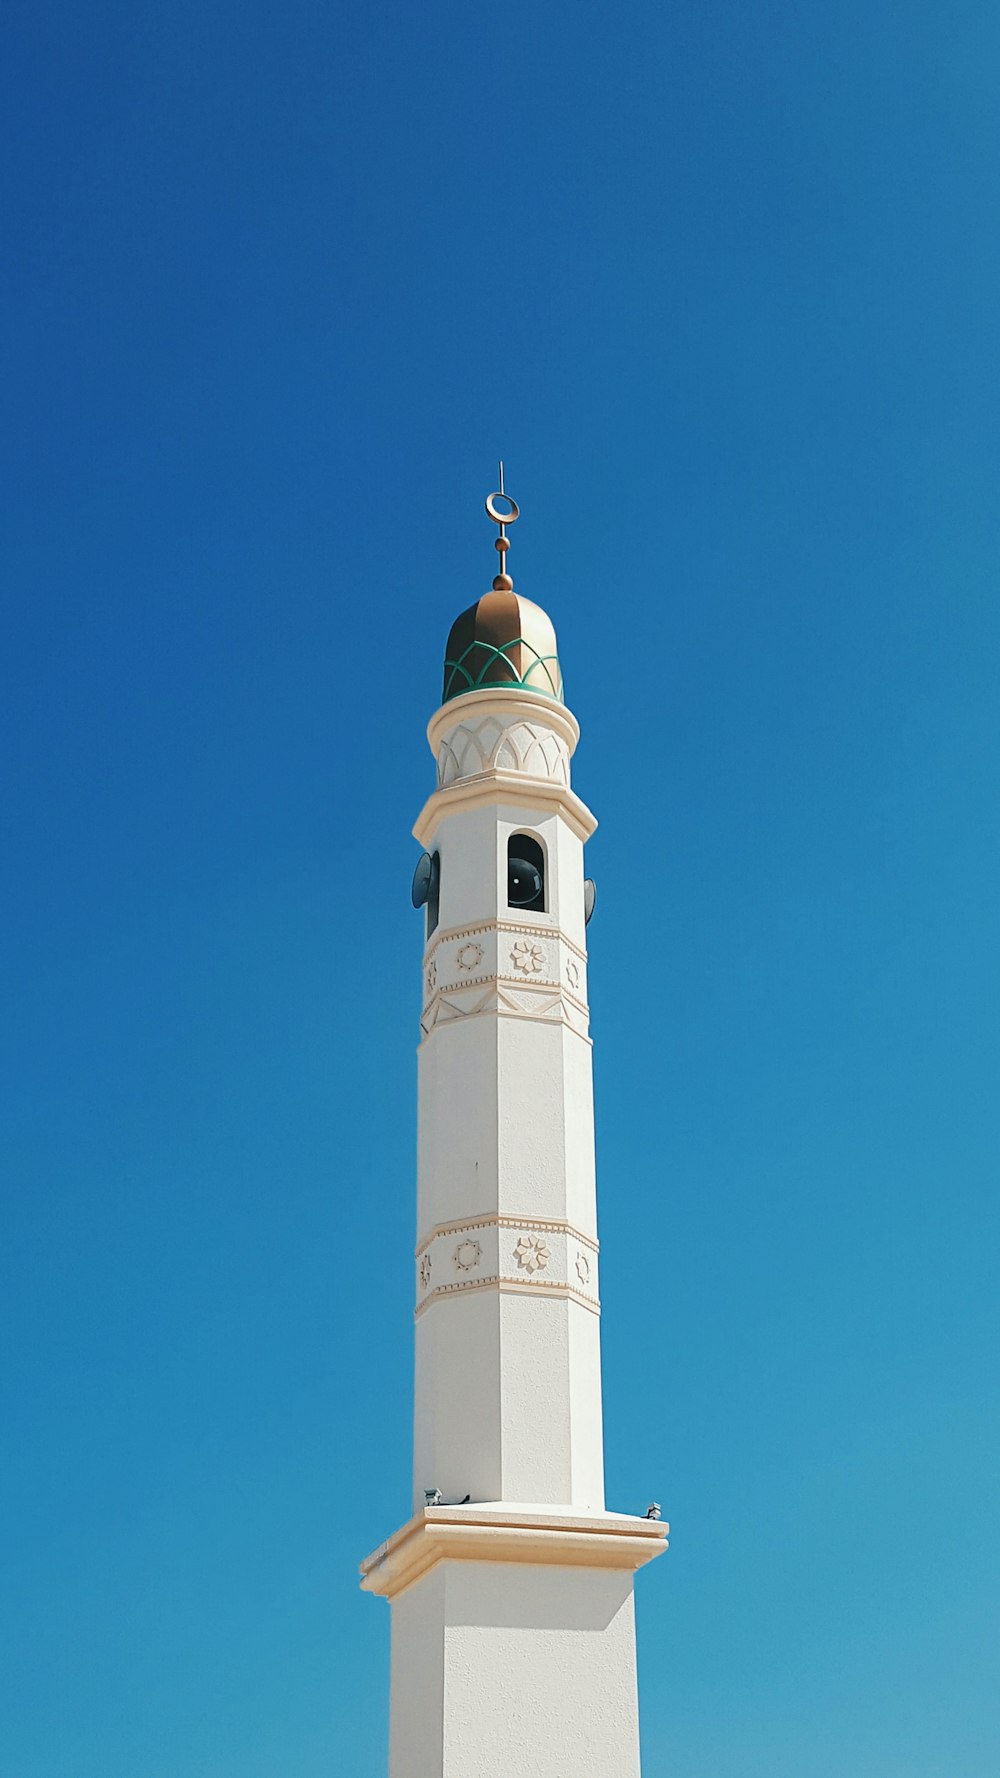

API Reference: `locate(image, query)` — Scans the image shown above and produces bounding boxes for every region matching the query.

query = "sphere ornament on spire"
[486,460,518,592]
[441,465,564,704]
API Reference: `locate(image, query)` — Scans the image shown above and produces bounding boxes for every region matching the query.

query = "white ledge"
[360,1503,669,1601]
[413,771,597,847]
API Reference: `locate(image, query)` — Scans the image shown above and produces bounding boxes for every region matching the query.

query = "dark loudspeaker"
[508,857,543,907]
[411,852,438,909]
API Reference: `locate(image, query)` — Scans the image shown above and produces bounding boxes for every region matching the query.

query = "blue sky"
[2,1,998,1773]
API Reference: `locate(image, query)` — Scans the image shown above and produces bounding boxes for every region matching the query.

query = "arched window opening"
[507,834,546,913]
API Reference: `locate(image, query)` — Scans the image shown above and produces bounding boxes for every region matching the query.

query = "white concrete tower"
[361,473,667,1777]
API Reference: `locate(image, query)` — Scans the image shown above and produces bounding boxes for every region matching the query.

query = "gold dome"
[442,590,564,705]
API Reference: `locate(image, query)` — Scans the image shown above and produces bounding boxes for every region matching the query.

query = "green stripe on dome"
[443,637,563,704]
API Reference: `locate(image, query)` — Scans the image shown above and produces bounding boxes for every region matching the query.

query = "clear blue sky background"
[2,2,998,1774]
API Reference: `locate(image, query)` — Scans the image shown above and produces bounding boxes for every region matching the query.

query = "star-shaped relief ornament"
[510,940,545,976]
[513,1234,551,1275]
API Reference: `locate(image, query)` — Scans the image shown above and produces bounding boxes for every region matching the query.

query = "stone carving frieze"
[437,714,571,789]
[420,920,588,1038]
[421,985,591,1041]
[413,1214,600,1317]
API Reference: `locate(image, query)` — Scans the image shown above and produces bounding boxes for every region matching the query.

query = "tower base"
[361,1505,667,1778]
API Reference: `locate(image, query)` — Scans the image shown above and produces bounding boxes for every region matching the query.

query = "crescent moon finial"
[485,460,518,591]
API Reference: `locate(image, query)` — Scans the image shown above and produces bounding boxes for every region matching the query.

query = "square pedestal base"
[361,1505,667,1778]
[390,1558,640,1778]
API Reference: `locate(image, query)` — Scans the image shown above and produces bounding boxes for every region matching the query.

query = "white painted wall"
[388,1564,446,1778]
[389,1560,641,1778]
[364,676,665,1778]
[411,688,604,1513]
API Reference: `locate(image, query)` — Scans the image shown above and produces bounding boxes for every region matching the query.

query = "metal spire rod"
[485,461,519,591]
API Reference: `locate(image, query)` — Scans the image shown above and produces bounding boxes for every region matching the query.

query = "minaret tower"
[361,472,667,1777]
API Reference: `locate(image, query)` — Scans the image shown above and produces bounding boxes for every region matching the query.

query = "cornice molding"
[413,772,597,848]
[360,1504,669,1602]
